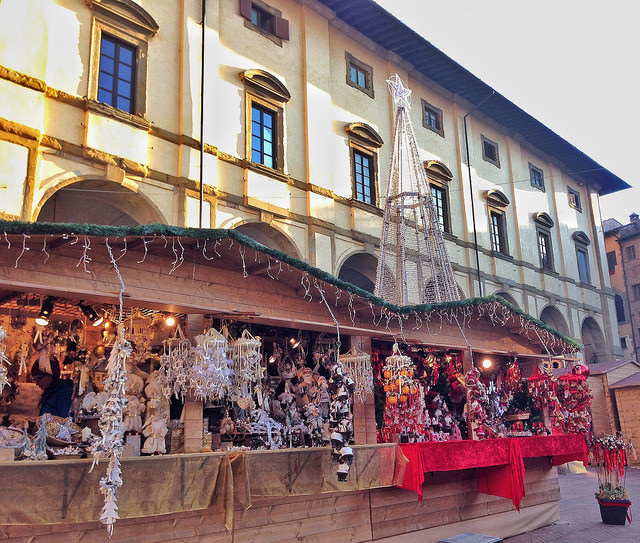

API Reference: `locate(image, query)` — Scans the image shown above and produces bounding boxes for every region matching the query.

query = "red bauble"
[572,363,590,379]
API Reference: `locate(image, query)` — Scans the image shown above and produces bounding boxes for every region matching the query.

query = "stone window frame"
[345,122,384,207]
[484,188,510,256]
[345,52,374,98]
[87,0,158,127]
[240,69,291,174]
[533,211,555,272]
[573,231,591,284]
[239,0,289,46]
[567,186,582,212]
[481,135,500,168]
[421,99,444,137]
[529,163,545,192]
[425,160,453,233]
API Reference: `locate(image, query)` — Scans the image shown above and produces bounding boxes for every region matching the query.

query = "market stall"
[0,221,588,542]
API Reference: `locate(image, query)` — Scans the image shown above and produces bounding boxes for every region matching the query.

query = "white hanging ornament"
[157,323,192,399]
[0,325,11,394]
[339,347,373,402]
[190,327,233,401]
[228,329,263,410]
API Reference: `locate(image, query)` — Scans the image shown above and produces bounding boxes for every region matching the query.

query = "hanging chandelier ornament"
[157,323,192,400]
[375,74,460,305]
[0,325,10,394]
[228,329,263,410]
[339,346,373,402]
[190,327,233,402]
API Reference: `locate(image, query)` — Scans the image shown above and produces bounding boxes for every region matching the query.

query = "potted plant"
[588,432,635,525]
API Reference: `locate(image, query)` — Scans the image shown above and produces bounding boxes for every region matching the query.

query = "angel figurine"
[141,415,168,454]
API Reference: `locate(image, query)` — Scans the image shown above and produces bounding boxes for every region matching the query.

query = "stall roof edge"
[0,219,581,351]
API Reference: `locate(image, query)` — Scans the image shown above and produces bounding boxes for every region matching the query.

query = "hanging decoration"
[91,328,132,537]
[189,328,233,402]
[380,343,424,441]
[157,325,192,400]
[556,365,592,434]
[375,74,460,305]
[228,329,263,410]
[464,366,489,439]
[0,325,10,394]
[339,346,373,401]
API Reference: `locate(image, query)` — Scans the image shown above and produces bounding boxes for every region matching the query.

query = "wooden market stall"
[0,221,588,542]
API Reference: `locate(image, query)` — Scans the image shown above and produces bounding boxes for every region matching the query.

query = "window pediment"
[484,188,510,208]
[240,69,291,103]
[345,122,383,149]
[424,160,453,182]
[533,211,554,228]
[572,231,591,245]
[86,0,159,36]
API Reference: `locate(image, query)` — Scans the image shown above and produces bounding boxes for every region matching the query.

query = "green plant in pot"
[588,432,636,525]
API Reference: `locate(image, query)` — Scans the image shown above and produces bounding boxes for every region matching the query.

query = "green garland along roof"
[0,220,581,351]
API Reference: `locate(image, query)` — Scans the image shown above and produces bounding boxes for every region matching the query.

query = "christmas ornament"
[339,346,373,401]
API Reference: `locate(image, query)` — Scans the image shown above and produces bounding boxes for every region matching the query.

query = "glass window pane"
[263,112,273,129]
[264,127,273,143]
[119,46,134,66]
[358,71,365,87]
[118,81,131,98]
[116,96,131,112]
[252,149,261,163]
[350,66,357,83]
[100,56,114,75]
[101,37,115,58]
[119,64,132,83]
[98,73,113,91]
[97,88,112,104]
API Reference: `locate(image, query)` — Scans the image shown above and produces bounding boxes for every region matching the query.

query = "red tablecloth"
[398,434,588,510]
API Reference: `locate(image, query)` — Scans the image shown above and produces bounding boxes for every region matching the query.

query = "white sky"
[375,0,638,225]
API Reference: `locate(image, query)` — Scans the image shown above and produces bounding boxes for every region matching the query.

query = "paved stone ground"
[505,466,640,543]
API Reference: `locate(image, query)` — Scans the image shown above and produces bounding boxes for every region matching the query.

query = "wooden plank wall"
[0,458,559,542]
[614,387,640,466]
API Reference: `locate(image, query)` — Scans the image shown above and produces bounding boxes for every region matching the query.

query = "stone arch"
[539,305,570,337]
[337,252,378,293]
[581,316,606,364]
[233,222,301,259]
[493,291,519,309]
[35,177,166,225]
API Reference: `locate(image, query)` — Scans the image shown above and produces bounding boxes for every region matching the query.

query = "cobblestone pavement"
[505,466,640,543]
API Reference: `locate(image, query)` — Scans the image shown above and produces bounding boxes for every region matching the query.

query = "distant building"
[0,0,631,362]
[604,213,640,362]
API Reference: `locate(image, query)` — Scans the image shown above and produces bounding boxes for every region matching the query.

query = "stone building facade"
[0,0,630,361]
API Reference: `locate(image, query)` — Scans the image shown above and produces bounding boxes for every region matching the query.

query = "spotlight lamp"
[481,358,493,369]
[35,296,55,326]
[78,301,104,327]
[165,315,176,327]
[289,337,301,349]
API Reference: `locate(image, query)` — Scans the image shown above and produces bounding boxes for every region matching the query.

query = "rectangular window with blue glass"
[353,150,375,205]
[251,104,275,168]
[98,34,135,114]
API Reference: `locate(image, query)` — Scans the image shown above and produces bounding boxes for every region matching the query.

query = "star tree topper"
[386,74,412,109]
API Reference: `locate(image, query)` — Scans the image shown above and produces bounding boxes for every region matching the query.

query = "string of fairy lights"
[0,229,580,535]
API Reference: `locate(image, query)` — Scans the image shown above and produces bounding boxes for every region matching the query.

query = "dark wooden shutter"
[274,16,289,40]
[239,0,252,20]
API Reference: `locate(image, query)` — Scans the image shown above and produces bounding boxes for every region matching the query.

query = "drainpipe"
[199,0,206,228]
[463,90,495,297]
